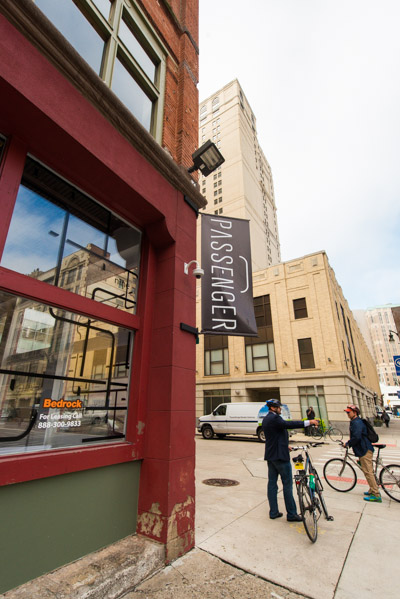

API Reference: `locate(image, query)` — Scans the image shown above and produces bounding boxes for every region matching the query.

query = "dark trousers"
[267,459,298,518]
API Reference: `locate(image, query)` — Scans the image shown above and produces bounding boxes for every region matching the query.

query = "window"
[299,386,328,422]
[0,290,133,455]
[212,97,220,112]
[204,336,229,376]
[1,156,141,315]
[298,338,315,369]
[203,389,231,414]
[245,342,276,372]
[245,295,276,372]
[293,298,308,319]
[35,0,166,138]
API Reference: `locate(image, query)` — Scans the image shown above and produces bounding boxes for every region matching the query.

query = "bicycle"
[309,422,343,442]
[291,443,334,542]
[323,443,400,502]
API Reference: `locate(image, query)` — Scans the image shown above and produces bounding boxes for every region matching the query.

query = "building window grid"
[36,0,166,138]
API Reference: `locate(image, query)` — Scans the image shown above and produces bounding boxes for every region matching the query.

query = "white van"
[198,402,293,442]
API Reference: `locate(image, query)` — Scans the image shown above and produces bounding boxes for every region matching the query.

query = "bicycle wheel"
[379,464,400,502]
[298,479,318,542]
[328,427,343,443]
[310,426,323,441]
[323,459,357,492]
[313,471,331,520]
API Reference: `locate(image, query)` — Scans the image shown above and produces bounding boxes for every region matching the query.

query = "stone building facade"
[196,252,380,425]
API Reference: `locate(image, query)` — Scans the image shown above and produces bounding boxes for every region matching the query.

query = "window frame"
[35,0,167,142]
[0,138,147,487]
[293,297,308,320]
[298,338,315,369]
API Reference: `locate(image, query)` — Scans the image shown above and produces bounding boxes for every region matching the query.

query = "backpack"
[362,418,379,443]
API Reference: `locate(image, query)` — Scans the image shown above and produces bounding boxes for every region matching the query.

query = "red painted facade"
[0,0,203,568]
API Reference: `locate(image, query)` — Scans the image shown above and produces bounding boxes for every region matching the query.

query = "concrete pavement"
[3,420,399,598]
[127,419,400,599]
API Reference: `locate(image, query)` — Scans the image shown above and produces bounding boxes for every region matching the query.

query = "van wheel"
[257,427,266,443]
[216,434,226,439]
[202,425,214,440]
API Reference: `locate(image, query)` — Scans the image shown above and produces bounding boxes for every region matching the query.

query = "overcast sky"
[198,0,400,310]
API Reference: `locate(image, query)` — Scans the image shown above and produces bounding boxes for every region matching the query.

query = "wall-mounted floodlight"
[188,140,225,177]
[389,330,399,342]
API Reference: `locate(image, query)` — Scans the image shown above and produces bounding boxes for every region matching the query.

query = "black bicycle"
[310,422,343,442]
[292,443,334,542]
[323,443,400,502]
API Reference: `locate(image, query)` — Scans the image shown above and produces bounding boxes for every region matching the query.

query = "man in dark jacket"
[344,404,381,502]
[262,399,319,521]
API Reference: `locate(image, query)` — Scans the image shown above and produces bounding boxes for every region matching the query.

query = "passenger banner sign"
[394,355,400,376]
[201,213,257,336]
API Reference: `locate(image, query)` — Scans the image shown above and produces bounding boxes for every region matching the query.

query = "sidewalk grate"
[202,478,240,487]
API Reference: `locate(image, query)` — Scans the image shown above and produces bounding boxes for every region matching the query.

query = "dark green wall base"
[0,461,141,593]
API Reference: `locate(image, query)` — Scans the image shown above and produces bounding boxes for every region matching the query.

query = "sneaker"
[363,495,382,503]
[364,491,372,496]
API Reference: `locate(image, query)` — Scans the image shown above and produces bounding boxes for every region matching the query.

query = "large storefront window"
[1,157,141,314]
[0,291,133,455]
[34,0,166,136]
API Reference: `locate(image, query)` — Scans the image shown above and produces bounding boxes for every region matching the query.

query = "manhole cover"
[202,478,240,487]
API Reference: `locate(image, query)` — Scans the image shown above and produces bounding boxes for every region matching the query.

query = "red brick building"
[0,0,204,592]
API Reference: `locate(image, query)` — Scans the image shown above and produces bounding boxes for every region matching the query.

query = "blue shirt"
[346,417,374,457]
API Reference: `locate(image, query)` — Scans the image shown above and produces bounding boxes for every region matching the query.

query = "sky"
[198,0,400,310]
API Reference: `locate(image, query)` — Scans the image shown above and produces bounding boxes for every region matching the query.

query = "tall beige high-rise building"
[354,305,400,387]
[198,79,281,271]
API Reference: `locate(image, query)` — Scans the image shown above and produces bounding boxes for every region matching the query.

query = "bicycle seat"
[373,444,386,449]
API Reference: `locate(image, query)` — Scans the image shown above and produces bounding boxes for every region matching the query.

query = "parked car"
[197,402,292,442]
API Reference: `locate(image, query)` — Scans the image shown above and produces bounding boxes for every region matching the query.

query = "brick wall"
[140,0,199,167]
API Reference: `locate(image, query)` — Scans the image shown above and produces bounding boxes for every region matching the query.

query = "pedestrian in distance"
[344,404,382,502]
[381,408,390,428]
[306,406,315,436]
[262,399,319,521]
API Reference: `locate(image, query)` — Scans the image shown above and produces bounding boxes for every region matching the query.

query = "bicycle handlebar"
[290,442,324,450]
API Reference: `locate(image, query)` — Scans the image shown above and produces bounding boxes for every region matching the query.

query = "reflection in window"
[1,157,142,314]
[112,57,152,130]
[92,0,111,20]
[118,16,156,82]
[0,291,133,455]
[35,0,105,74]
[35,0,165,137]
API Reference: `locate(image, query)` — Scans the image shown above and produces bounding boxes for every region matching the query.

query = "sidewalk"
[3,421,399,599]
[126,420,400,599]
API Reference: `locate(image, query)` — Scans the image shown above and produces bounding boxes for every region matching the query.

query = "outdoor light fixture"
[188,140,225,177]
[389,330,399,342]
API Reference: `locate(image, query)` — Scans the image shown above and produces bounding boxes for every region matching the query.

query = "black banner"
[201,214,257,336]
